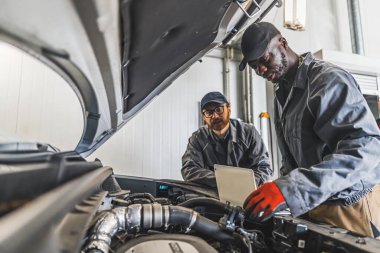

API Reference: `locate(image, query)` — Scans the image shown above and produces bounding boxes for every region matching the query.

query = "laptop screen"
[214,164,257,206]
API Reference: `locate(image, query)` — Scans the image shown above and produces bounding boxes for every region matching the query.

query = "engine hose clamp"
[186,211,198,233]
[163,205,170,229]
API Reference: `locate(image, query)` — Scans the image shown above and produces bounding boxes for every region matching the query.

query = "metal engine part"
[115,234,217,253]
[82,203,234,253]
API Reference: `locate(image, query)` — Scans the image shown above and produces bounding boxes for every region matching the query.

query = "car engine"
[79,174,380,253]
[81,176,269,253]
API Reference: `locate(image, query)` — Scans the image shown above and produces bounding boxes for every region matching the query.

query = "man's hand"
[243,182,287,221]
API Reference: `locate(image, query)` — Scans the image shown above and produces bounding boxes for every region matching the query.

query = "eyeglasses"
[202,105,225,118]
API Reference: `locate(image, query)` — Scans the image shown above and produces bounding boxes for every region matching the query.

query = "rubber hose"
[168,206,233,241]
[178,197,228,211]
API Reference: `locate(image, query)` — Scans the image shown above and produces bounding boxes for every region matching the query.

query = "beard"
[210,120,225,131]
[271,53,288,83]
[209,114,230,131]
[279,53,288,71]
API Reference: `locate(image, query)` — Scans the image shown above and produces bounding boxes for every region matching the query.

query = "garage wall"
[0,42,83,150]
[262,0,343,54]
[360,0,380,58]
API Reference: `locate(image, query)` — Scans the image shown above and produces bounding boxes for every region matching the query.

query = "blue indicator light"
[159,185,169,190]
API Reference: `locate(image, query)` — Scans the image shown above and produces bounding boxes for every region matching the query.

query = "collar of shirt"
[293,52,314,89]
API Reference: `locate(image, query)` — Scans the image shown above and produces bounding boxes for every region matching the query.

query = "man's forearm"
[181,166,217,188]
[254,165,272,187]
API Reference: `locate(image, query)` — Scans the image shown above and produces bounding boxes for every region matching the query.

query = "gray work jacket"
[274,53,380,217]
[181,119,272,188]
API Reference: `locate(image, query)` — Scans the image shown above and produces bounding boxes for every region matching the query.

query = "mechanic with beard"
[239,22,380,238]
[181,91,272,189]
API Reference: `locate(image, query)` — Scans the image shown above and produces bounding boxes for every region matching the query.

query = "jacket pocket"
[284,125,301,166]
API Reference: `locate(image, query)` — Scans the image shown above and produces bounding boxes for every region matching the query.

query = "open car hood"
[0,0,281,156]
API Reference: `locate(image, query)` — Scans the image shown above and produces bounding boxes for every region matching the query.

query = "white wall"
[262,0,341,53]
[361,0,380,58]
[261,0,380,57]
[0,42,83,150]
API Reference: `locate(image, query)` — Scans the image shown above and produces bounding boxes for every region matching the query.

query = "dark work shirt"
[210,128,230,165]
[181,119,272,188]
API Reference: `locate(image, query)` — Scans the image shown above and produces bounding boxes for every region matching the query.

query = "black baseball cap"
[239,22,281,71]
[201,92,228,110]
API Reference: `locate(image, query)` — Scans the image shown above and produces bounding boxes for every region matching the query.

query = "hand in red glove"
[243,182,287,221]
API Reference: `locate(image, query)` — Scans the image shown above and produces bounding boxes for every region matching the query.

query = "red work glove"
[243,182,287,221]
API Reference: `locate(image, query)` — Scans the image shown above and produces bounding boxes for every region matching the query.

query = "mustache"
[211,119,223,124]
[211,119,223,123]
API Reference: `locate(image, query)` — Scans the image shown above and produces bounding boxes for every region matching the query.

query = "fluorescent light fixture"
[283,0,306,31]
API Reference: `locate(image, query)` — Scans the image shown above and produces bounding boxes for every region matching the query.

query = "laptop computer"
[214,164,257,207]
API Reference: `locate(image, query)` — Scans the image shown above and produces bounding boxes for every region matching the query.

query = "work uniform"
[182,119,272,188]
[274,52,380,237]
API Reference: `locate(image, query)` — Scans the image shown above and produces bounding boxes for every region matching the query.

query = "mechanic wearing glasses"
[181,91,272,189]
[239,22,380,238]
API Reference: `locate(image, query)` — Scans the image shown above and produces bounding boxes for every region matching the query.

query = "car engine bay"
[1,154,379,253]
[83,176,267,253]
[81,175,380,253]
